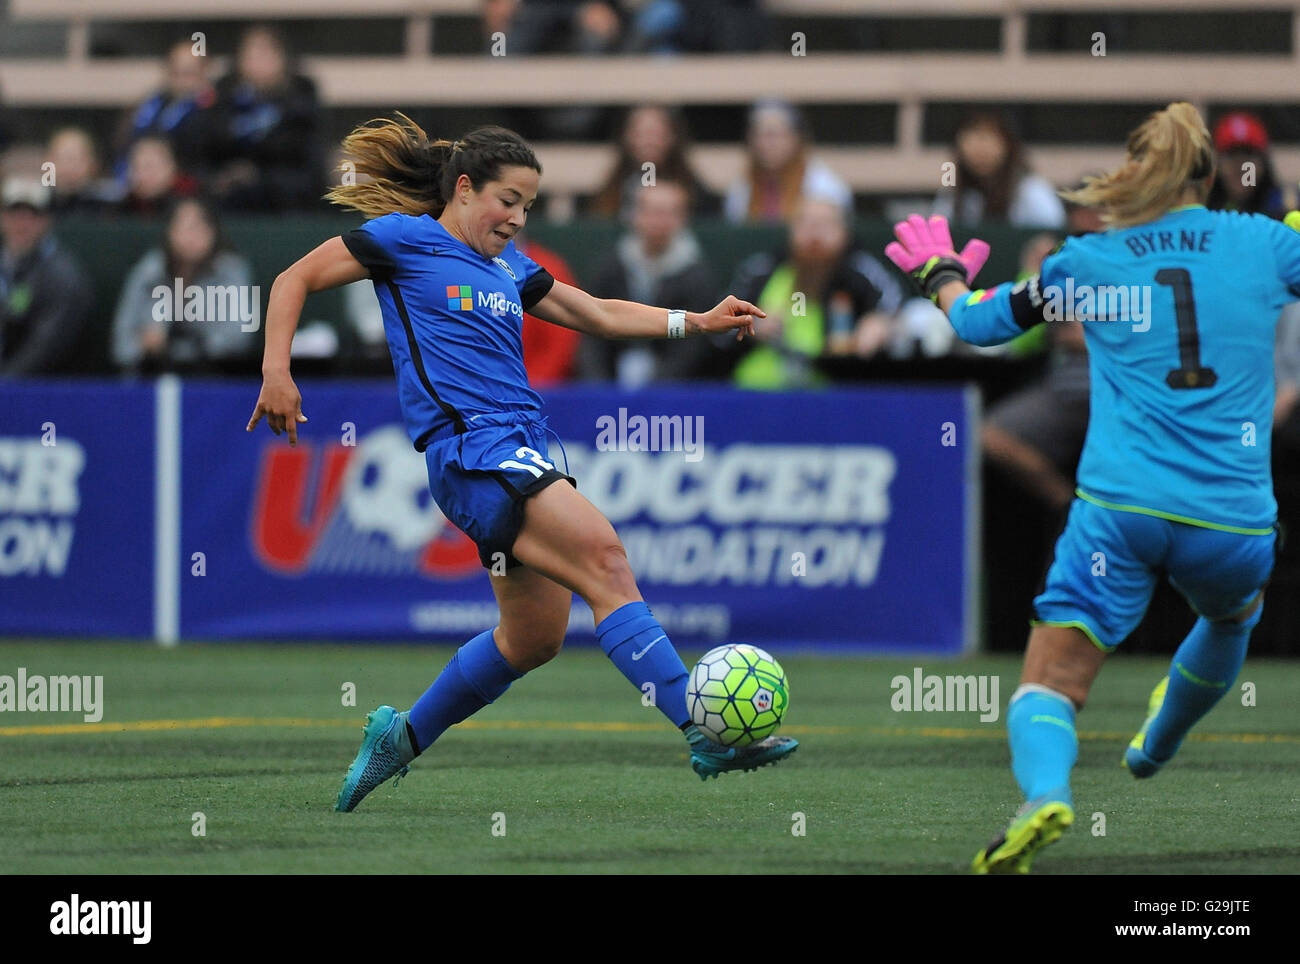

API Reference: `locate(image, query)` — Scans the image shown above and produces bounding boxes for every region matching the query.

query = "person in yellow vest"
[726,194,902,389]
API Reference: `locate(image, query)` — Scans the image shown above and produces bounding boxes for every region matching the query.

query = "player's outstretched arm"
[247,237,369,445]
[529,279,763,341]
[884,214,1027,347]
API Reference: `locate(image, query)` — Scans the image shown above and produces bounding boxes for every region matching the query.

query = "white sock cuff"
[1009,683,1076,711]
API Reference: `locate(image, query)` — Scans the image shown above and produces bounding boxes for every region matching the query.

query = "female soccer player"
[886,102,1300,873]
[246,116,797,812]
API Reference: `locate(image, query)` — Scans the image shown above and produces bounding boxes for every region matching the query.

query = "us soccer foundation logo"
[250,425,480,579]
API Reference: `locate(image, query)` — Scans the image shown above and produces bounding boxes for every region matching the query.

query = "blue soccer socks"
[596,601,691,727]
[1141,608,1257,765]
[407,629,523,753]
[1006,684,1078,806]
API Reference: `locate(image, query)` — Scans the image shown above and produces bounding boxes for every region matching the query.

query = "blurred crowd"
[2,19,1299,438]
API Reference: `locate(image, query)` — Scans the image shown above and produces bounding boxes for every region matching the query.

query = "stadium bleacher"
[4,0,1299,213]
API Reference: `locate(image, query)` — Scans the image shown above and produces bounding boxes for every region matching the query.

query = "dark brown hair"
[590,105,703,217]
[326,113,541,219]
[954,110,1027,220]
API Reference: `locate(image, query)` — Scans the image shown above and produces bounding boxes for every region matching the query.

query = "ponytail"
[1060,102,1214,228]
[326,113,541,219]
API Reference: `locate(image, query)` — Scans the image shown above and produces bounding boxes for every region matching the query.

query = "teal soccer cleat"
[685,724,799,780]
[335,705,417,812]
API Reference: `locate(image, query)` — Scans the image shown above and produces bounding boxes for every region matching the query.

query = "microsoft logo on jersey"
[446,285,473,310]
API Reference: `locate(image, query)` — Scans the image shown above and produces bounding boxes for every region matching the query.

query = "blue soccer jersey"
[949,205,1300,532]
[342,213,556,450]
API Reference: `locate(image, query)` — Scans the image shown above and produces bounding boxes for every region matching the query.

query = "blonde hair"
[1060,102,1214,228]
[325,113,539,220]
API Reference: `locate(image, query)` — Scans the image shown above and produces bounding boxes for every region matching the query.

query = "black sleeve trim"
[341,228,397,280]
[521,267,555,311]
[1007,275,1050,332]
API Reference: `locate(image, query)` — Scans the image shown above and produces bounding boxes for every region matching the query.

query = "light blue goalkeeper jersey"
[949,205,1300,533]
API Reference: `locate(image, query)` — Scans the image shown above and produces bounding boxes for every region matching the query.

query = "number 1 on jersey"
[1156,267,1217,389]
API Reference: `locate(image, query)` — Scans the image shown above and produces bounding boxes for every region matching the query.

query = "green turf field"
[0,641,1296,874]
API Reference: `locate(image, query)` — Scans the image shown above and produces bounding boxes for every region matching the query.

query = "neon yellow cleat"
[972,797,1075,875]
[1123,675,1169,778]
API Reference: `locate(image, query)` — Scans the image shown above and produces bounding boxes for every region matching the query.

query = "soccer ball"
[686,644,788,747]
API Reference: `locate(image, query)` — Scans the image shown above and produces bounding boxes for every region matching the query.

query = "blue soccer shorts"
[424,414,575,570]
[1033,497,1278,651]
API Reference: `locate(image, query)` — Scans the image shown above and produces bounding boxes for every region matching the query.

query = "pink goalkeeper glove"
[884,214,991,302]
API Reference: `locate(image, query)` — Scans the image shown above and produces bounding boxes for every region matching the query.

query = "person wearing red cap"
[1207,111,1296,218]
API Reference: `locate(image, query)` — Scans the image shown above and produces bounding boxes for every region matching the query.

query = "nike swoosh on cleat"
[631,635,667,661]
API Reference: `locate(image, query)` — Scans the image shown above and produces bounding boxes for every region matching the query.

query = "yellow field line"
[0,716,848,737]
[0,716,1294,744]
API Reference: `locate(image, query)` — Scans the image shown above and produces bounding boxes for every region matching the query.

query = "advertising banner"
[182,381,976,653]
[0,381,155,637]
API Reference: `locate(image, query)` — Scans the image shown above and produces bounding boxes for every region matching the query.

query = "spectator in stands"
[114,38,216,187]
[0,82,13,156]
[491,1,624,140]
[1207,111,1295,219]
[112,197,255,374]
[579,179,718,386]
[588,104,715,221]
[203,25,324,211]
[625,0,768,53]
[483,0,520,39]
[724,100,851,224]
[0,178,93,376]
[0,142,46,183]
[725,194,902,389]
[502,0,625,54]
[47,127,121,217]
[1271,301,1300,548]
[1274,304,1300,435]
[118,136,197,217]
[933,110,1065,229]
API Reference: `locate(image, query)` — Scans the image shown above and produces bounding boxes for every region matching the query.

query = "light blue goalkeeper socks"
[407,628,523,753]
[596,601,691,727]
[1142,607,1257,763]
[1007,685,1078,806]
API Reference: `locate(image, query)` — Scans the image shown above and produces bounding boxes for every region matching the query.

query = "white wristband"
[667,309,687,339]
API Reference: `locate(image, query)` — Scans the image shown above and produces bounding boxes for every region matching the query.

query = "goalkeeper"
[887,102,1300,874]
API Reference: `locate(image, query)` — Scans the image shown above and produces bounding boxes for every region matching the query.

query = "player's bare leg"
[1020,624,1107,709]
[510,479,641,624]
[511,482,798,778]
[489,563,572,672]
